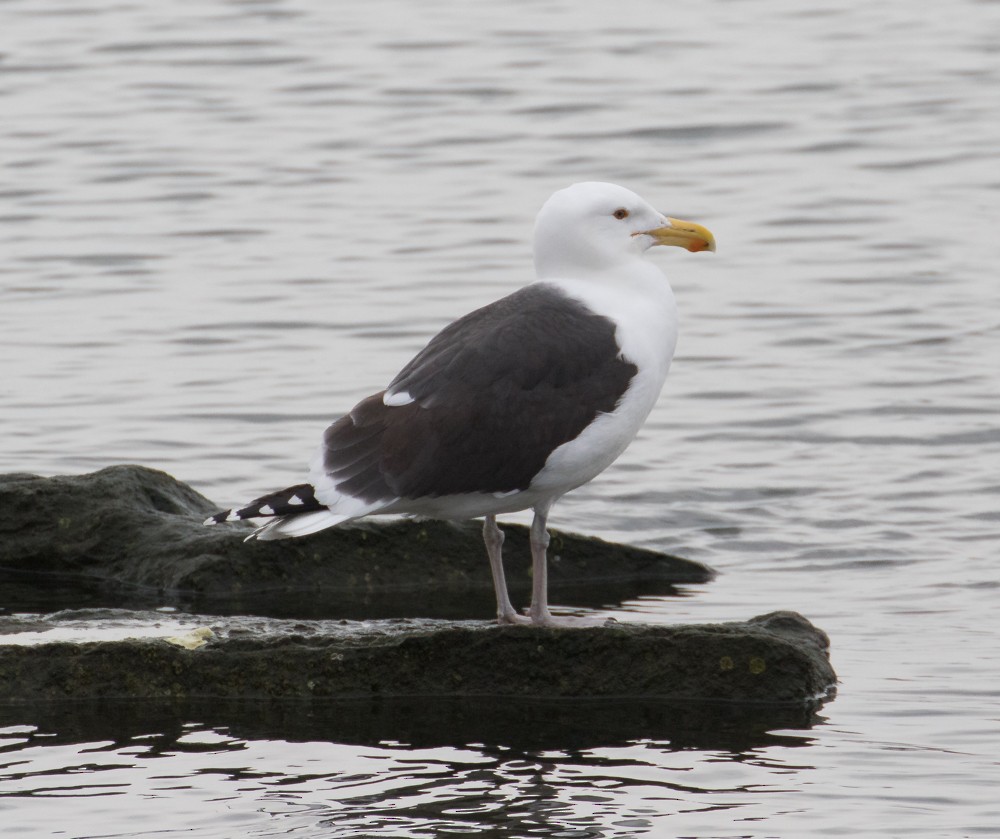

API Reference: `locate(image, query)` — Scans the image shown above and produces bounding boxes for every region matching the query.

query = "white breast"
[528,267,679,497]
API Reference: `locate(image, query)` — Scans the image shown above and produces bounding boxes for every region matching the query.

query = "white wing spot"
[288,495,304,506]
[383,390,415,407]
[259,504,275,516]
[225,511,241,522]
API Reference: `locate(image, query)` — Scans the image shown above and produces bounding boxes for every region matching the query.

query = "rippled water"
[3,0,1000,836]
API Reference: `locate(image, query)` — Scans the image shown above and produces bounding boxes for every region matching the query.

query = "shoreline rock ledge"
[0,465,713,617]
[0,611,835,706]
[0,465,837,718]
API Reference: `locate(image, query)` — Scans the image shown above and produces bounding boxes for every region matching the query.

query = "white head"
[533,182,715,279]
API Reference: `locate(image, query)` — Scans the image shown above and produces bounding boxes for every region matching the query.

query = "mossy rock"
[0,466,713,619]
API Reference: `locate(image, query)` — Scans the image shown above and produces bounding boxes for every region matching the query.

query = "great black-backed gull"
[206,182,715,626]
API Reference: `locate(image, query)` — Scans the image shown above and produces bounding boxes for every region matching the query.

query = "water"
[2,0,1000,835]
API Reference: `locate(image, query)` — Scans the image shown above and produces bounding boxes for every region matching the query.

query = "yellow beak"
[645,217,716,253]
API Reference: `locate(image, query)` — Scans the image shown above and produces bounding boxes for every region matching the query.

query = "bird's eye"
[613,208,629,220]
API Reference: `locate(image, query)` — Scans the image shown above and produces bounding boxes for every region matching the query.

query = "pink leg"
[483,515,529,625]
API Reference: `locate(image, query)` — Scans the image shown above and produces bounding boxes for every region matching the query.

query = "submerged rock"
[0,610,835,707]
[0,466,713,618]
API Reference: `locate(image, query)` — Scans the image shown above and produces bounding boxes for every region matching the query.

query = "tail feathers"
[248,510,354,541]
[204,483,324,526]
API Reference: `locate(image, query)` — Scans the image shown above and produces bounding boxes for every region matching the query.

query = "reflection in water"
[0,699,823,756]
[0,700,819,838]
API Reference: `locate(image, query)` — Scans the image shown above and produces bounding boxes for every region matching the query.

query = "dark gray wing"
[320,283,638,503]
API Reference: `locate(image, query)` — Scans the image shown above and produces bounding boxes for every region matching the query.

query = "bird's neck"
[536,257,672,299]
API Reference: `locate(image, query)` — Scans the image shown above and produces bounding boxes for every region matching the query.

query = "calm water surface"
[2,0,1000,836]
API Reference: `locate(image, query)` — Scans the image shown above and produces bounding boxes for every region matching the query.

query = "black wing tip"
[203,483,324,527]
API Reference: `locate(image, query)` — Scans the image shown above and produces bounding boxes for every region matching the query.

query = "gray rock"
[0,467,838,738]
[0,610,835,707]
[0,465,714,618]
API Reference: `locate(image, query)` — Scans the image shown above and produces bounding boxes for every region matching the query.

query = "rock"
[0,466,714,618]
[0,468,837,746]
[0,610,835,708]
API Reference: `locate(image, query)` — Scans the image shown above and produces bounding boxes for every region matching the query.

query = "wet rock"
[0,469,837,743]
[0,610,836,707]
[0,466,713,618]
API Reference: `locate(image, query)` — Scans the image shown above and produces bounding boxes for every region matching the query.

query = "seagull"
[205,182,715,626]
